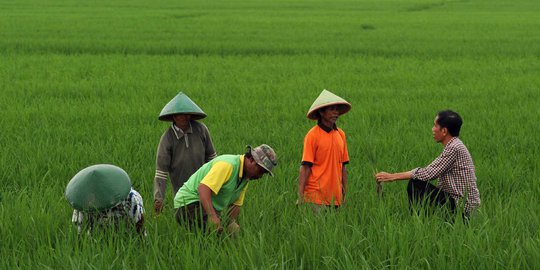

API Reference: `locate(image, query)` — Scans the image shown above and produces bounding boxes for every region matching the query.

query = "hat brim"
[65,164,131,212]
[307,102,351,120]
[247,145,274,177]
[159,112,207,122]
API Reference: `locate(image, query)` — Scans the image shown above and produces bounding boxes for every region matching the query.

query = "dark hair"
[245,148,253,159]
[436,110,462,137]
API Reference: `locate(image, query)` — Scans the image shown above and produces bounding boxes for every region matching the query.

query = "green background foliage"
[1,0,539,268]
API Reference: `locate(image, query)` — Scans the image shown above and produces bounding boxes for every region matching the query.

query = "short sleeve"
[200,161,234,195]
[302,130,316,164]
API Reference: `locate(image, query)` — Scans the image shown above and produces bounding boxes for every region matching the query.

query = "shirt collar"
[172,122,193,139]
[444,136,459,149]
[239,155,245,179]
[317,120,338,133]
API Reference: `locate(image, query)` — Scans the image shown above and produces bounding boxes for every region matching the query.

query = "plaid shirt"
[72,188,144,234]
[411,137,481,213]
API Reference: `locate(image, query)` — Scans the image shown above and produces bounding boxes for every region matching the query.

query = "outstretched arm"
[375,171,412,182]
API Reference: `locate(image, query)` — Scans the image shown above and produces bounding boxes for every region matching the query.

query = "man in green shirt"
[174,144,277,234]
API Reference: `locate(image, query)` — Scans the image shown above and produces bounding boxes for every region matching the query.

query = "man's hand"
[295,196,304,207]
[375,172,396,182]
[376,171,413,183]
[209,215,223,234]
[154,200,164,216]
[226,221,240,238]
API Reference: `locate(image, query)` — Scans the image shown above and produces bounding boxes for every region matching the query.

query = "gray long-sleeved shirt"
[153,121,217,202]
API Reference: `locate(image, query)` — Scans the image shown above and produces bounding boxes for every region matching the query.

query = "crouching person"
[375,110,480,220]
[174,144,277,236]
[65,164,145,235]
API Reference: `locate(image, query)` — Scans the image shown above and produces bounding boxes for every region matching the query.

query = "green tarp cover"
[65,164,131,211]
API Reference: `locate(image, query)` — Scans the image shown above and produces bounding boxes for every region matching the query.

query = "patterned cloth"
[71,188,144,234]
[411,137,481,213]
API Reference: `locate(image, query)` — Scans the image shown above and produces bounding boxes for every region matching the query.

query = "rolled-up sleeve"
[339,129,349,164]
[411,146,457,181]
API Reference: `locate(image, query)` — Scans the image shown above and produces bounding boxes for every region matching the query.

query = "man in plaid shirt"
[375,110,480,217]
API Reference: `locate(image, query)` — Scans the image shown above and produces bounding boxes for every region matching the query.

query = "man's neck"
[441,136,454,146]
[318,120,336,132]
[320,119,333,129]
[174,123,190,133]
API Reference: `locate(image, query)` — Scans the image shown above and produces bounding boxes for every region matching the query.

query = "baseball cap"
[247,144,277,176]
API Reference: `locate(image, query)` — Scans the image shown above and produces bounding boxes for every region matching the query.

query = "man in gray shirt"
[154,92,217,215]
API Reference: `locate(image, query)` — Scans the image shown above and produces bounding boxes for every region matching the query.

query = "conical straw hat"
[65,164,132,212]
[159,91,207,121]
[307,89,351,120]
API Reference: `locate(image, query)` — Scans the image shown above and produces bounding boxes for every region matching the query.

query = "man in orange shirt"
[297,89,351,212]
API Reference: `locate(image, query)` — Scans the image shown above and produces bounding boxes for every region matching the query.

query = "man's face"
[319,105,340,125]
[432,116,446,143]
[172,114,191,127]
[246,157,267,180]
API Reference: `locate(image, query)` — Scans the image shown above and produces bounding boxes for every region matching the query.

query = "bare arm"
[342,165,348,200]
[375,171,412,182]
[197,183,220,227]
[298,165,311,203]
[226,204,241,236]
[228,204,241,223]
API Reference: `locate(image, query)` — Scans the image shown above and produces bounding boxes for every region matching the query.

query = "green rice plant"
[1,0,539,268]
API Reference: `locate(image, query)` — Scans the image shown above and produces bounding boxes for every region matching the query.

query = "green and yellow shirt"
[174,155,249,211]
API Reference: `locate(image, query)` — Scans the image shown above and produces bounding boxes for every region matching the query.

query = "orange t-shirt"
[301,123,349,205]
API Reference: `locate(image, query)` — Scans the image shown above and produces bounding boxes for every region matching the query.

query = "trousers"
[175,202,207,230]
[407,179,456,214]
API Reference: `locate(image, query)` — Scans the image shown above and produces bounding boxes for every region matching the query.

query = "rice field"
[0,0,539,268]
